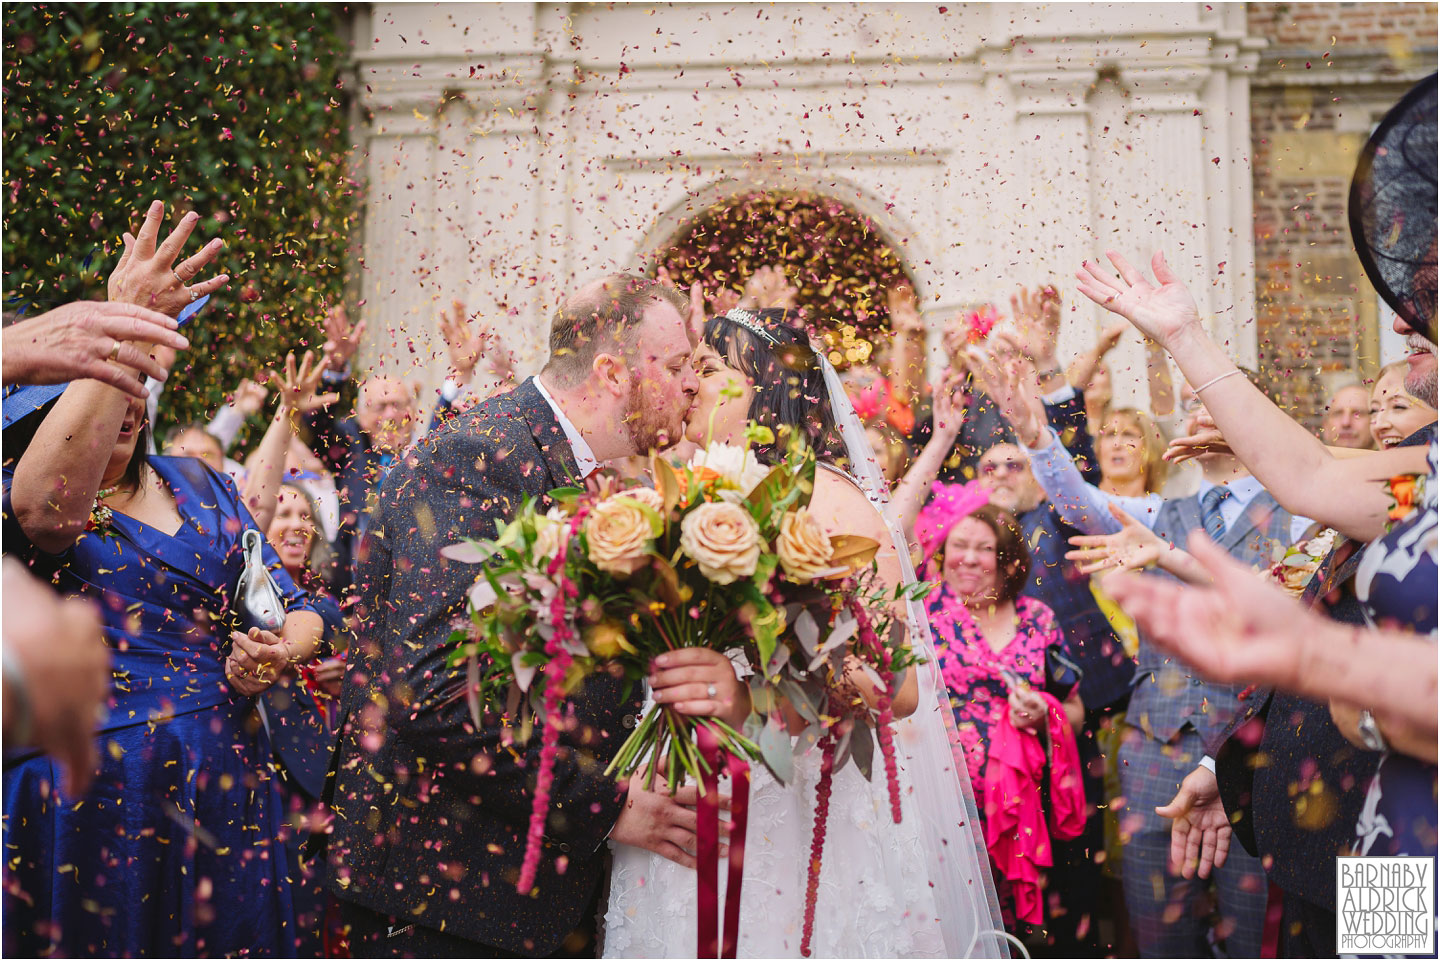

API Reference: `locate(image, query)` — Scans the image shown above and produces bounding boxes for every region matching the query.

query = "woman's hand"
[313,656,347,698]
[320,302,365,375]
[225,627,299,696]
[1163,410,1233,464]
[271,350,337,423]
[649,648,750,729]
[968,347,1047,448]
[930,368,967,443]
[1074,250,1203,352]
[1067,502,1166,574]
[1007,685,1047,731]
[108,201,229,316]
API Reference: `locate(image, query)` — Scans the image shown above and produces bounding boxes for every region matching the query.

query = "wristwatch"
[1357,709,1389,752]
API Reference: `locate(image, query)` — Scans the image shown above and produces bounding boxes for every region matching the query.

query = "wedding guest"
[1095,407,1168,497]
[264,481,348,958]
[915,495,1086,940]
[975,351,1313,957]
[1369,360,1437,449]
[1320,381,1375,450]
[306,303,415,585]
[2,201,322,956]
[162,420,226,472]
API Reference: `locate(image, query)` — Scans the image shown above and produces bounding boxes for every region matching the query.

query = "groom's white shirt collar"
[532,374,600,478]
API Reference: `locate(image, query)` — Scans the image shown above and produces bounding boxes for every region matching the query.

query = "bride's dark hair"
[702,308,842,464]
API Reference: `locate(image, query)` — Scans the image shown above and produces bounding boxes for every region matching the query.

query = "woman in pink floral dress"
[917,494,1086,936]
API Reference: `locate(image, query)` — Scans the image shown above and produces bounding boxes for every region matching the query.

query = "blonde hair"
[1099,407,1169,494]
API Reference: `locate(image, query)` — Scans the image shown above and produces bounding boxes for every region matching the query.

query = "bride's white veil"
[818,354,1011,958]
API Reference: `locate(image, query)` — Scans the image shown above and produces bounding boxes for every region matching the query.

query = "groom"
[325,275,702,957]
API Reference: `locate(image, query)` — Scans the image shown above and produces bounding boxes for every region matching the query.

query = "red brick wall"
[1248,2,1436,425]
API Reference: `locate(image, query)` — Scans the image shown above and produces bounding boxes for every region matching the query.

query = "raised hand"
[1067,503,1167,574]
[931,368,968,441]
[741,265,798,310]
[1163,409,1232,464]
[320,301,365,374]
[270,350,337,421]
[108,201,229,316]
[2,301,189,398]
[887,284,925,338]
[1075,251,1203,350]
[967,347,1047,448]
[231,377,270,417]
[1156,764,1231,879]
[438,299,487,382]
[1102,535,1314,691]
[1007,284,1062,370]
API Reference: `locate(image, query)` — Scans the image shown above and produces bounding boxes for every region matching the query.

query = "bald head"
[542,273,689,389]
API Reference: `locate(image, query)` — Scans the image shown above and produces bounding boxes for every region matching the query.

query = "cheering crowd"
[2,74,1435,959]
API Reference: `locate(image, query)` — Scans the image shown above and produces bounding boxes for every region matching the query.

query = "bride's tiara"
[720,308,780,346]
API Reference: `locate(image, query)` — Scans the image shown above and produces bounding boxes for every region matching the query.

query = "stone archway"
[642,179,926,368]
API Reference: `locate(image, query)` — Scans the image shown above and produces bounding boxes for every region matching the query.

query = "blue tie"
[1200,486,1231,542]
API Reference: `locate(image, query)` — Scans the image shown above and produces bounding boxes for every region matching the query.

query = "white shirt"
[532,375,599,478]
[1195,475,1315,545]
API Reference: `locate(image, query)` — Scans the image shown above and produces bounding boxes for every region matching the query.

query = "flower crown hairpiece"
[721,308,780,346]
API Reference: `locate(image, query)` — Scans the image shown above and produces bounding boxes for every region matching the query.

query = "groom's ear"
[591,351,630,398]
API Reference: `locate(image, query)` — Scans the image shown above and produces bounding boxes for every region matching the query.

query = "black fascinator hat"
[1348,74,1437,342]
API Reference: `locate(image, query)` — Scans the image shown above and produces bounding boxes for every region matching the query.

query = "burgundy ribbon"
[696,723,750,959]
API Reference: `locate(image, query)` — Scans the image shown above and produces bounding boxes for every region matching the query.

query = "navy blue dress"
[1352,439,1438,860]
[2,456,317,957]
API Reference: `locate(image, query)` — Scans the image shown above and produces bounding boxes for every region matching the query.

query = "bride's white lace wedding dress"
[601,685,952,958]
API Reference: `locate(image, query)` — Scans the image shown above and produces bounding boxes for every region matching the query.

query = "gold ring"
[108,340,122,362]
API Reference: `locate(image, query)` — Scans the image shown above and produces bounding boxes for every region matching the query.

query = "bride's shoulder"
[812,464,887,536]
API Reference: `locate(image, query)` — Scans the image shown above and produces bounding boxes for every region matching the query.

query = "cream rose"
[680,501,762,585]
[530,507,571,561]
[687,443,771,497]
[776,508,835,581]
[618,486,665,514]
[585,496,657,576]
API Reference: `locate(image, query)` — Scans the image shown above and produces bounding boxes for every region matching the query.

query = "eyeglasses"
[980,459,1028,477]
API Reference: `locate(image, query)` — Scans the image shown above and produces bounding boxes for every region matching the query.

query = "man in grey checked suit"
[998,373,1312,957]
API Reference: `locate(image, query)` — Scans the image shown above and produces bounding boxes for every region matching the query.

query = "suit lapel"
[512,377,582,489]
[1221,489,1280,554]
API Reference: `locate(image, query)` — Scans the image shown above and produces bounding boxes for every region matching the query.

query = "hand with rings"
[648,648,750,729]
[225,627,295,696]
[108,200,229,318]
[0,301,190,399]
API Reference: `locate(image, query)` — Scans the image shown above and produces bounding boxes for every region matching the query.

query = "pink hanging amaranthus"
[515,513,586,894]
[848,597,903,824]
[800,733,837,959]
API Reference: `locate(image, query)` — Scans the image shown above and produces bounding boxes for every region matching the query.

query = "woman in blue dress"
[2,202,323,956]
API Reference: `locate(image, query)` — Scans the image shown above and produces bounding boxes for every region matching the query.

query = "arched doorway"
[649,190,917,368]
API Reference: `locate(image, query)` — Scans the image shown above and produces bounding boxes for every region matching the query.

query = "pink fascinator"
[914,480,991,566]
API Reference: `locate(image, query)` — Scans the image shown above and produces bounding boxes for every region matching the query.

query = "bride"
[602,308,1008,958]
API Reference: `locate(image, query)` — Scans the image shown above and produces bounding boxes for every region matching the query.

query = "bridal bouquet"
[443,432,888,896]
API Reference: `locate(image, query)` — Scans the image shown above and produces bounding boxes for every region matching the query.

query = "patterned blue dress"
[2,456,317,956]
[1352,439,1438,860]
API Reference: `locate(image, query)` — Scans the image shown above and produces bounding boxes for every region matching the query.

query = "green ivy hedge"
[3,2,358,430]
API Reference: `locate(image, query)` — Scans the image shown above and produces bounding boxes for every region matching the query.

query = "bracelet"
[2,645,34,745]
[1192,368,1243,395]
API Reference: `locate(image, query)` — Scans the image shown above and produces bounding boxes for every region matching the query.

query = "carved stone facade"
[349,3,1273,404]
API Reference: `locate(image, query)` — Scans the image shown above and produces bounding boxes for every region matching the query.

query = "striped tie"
[1200,485,1231,542]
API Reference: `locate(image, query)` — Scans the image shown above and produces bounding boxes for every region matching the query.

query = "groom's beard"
[1406,333,1437,407]
[624,378,683,454]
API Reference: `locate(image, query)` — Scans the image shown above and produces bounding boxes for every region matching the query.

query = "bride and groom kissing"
[323,274,1003,958]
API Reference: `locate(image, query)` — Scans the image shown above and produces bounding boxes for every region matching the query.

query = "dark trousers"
[338,892,602,959]
[1279,889,1338,959]
[339,901,501,958]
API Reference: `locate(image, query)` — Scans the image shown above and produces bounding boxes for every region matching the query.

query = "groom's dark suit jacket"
[323,378,642,955]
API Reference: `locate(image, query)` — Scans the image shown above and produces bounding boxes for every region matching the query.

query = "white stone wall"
[351,2,1264,404]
